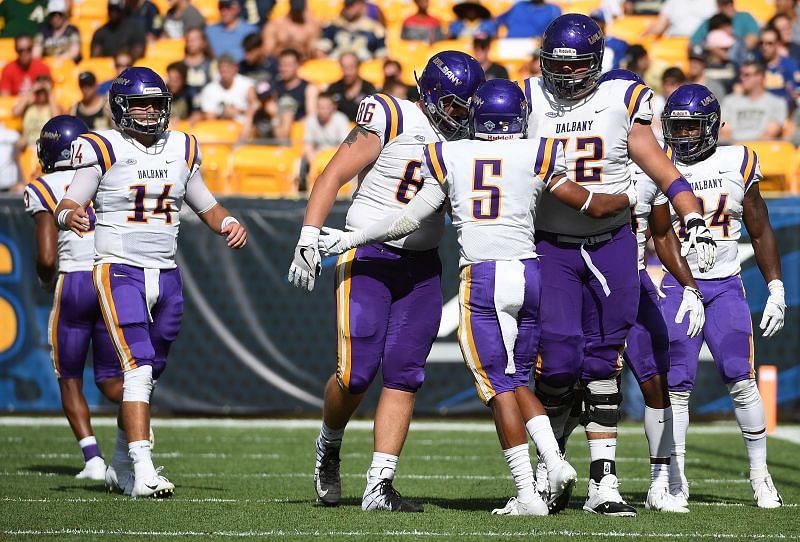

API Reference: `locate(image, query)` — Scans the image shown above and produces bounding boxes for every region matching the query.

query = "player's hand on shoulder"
[319,227,354,256]
[681,214,716,272]
[221,216,247,249]
[288,225,322,292]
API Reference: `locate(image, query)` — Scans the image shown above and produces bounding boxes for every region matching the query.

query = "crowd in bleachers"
[0,0,799,194]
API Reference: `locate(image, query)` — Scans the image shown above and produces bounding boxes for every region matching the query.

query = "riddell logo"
[553,47,577,57]
[433,58,462,86]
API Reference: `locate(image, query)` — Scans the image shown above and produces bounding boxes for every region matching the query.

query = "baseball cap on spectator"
[47,0,67,15]
[706,29,736,49]
[689,44,707,62]
[78,71,97,87]
[452,0,491,20]
[108,0,125,9]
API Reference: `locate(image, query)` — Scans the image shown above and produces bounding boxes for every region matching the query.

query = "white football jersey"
[669,145,761,279]
[524,76,654,236]
[421,137,567,267]
[630,145,671,270]
[346,93,445,251]
[70,129,203,269]
[23,170,94,273]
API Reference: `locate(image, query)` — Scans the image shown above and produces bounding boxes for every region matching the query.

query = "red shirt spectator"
[0,35,51,96]
[401,0,444,43]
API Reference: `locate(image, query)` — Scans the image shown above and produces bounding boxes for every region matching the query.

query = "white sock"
[128,440,157,481]
[644,406,672,487]
[526,415,561,470]
[669,391,690,492]
[366,452,398,485]
[318,422,344,449]
[502,444,537,503]
[112,428,131,469]
[588,438,616,462]
[733,396,768,481]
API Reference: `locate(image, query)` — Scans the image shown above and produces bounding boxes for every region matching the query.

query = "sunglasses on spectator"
[16,47,32,53]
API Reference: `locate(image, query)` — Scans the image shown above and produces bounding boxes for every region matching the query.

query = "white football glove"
[288,225,321,292]
[760,279,785,338]
[318,226,357,256]
[624,182,638,208]
[681,213,716,273]
[675,286,705,338]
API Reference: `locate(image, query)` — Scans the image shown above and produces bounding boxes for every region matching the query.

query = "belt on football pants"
[538,230,615,297]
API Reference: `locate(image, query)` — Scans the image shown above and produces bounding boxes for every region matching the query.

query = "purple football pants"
[623,270,671,385]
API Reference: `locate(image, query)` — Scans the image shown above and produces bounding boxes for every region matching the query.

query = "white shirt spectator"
[303,110,351,150]
[199,73,254,123]
[721,92,788,142]
[661,0,717,37]
[0,124,20,190]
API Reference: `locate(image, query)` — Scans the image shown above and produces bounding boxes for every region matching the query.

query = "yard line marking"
[0,497,291,504]
[773,427,800,445]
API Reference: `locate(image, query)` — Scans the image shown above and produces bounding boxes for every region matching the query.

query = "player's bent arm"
[186,170,247,249]
[548,173,634,218]
[649,203,698,289]
[303,125,382,228]
[33,212,57,287]
[54,165,101,237]
[742,184,781,284]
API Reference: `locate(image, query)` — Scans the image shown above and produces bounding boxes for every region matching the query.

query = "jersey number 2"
[557,136,604,184]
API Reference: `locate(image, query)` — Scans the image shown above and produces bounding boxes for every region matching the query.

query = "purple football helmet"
[541,13,605,100]
[109,67,172,136]
[469,79,528,140]
[416,50,485,140]
[662,83,720,163]
[597,68,644,85]
[36,115,89,173]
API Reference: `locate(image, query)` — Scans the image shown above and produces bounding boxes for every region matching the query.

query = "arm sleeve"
[63,165,102,204]
[184,168,218,214]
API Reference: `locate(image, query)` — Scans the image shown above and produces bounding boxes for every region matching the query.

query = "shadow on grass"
[26,464,78,476]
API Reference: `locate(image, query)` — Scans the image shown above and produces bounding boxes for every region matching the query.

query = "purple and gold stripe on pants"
[47,274,65,377]
[93,263,138,371]
[457,265,496,403]
[335,249,357,390]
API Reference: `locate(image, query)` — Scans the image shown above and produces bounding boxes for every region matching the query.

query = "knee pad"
[581,379,622,431]
[123,365,154,403]
[669,390,690,413]
[728,379,759,409]
[338,372,373,395]
[535,382,574,419]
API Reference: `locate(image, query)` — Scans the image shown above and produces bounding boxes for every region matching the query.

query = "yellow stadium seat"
[76,20,104,61]
[0,96,22,131]
[555,0,602,15]
[430,38,472,56]
[607,16,657,45]
[194,0,221,23]
[199,144,232,194]
[736,0,775,23]
[306,146,354,197]
[192,119,243,144]
[19,145,41,183]
[375,0,417,26]
[309,0,343,21]
[77,57,116,82]
[298,58,342,86]
[359,58,384,87]
[389,40,429,83]
[230,145,300,196]
[44,58,77,87]
[290,120,304,151]
[74,0,108,21]
[145,39,186,65]
[739,140,796,192]
[54,84,82,111]
[428,0,457,24]
[650,36,689,70]
[0,39,16,63]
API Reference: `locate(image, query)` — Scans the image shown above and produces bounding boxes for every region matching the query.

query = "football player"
[317,79,637,515]
[23,116,123,481]
[660,84,785,509]
[287,51,484,512]
[54,67,248,498]
[523,14,715,516]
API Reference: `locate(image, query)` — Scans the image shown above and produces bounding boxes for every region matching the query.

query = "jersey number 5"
[472,159,501,220]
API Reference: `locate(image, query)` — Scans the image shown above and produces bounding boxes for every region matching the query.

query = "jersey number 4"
[678,194,731,239]
[127,185,174,224]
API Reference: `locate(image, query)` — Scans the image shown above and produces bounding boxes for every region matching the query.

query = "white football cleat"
[491,496,549,516]
[669,484,689,507]
[131,469,174,499]
[105,464,133,495]
[645,485,689,513]
[75,456,106,480]
[362,478,422,512]
[535,458,549,500]
[583,474,637,516]
[149,427,155,451]
[752,475,782,509]
[546,459,577,513]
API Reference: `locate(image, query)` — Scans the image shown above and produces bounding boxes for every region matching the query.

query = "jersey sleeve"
[533,137,567,186]
[623,82,654,125]
[357,93,405,148]
[24,178,57,215]
[71,132,117,174]
[421,141,451,187]
[739,146,761,192]
[184,168,218,214]
[184,132,203,176]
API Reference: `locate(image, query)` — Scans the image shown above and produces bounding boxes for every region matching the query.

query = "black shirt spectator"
[472,34,509,80]
[239,33,277,85]
[128,0,164,41]
[91,0,146,59]
[327,51,376,121]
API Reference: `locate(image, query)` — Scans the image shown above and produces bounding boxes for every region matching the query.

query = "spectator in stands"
[33,0,81,63]
[686,44,727,100]
[517,48,542,79]
[184,28,218,104]
[91,0,147,60]
[12,74,60,147]
[0,121,23,191]
[327,52,376,122]
[759,27,800,107]
[495,0,560,39]
[721,60,788,141]
[317,0,387,61]
[401,0,445,43]
[381,78,409,99]
[644,0,717,38]
[69,71,111,130]
[166,61,198,124]
[590,10,628,72]
[623,44,650,81]
[0,0,47,38]
[262,0,320,60]
[303,91,350,165]
[242,80,293,140]
[652,67,687,138]
[163,0,206,38]
[128,0,164,42]
[448,0,495,40]
[199,54,258,123]
[472,33,508,80]
[774,0,800,46]
[693,0,760,49]
[0,35,51,96]
[705,28,740,94]
[206,0,259,63]
[768,13,800,62]
[239,32,277,85]
[702,13,749,65]
[275,47,317,120]
[97,50,134,95]
[380,59,417,100]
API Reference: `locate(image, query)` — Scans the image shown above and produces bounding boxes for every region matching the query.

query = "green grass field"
[1,418,798,541]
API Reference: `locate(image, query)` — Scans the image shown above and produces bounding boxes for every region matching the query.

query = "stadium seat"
[359,58,384,87]
[44,58,77,88]
[309,0,343,21]
[736,0,775,23]
[0,39,15,63]
[376,0,418,26]
[607,16,657,45]
[230,145,300,196]
[650,36,689,70]
[77,57,116,83]
[19,145,41,183]
[428,0,457,24]
[199,143,232,194]
[554,0,602,15]
[0,96,22,132]
[54,83,82,112]
[194,0,221,23]
[76,20,104,62]
[145,39,186,65]
[298,58,342,86]
[739,140,796,192]
[290,120,304,152]
[306,146,354,197]
[73,0,108,21]
[192,119,243,144]
[389,40,430,83]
